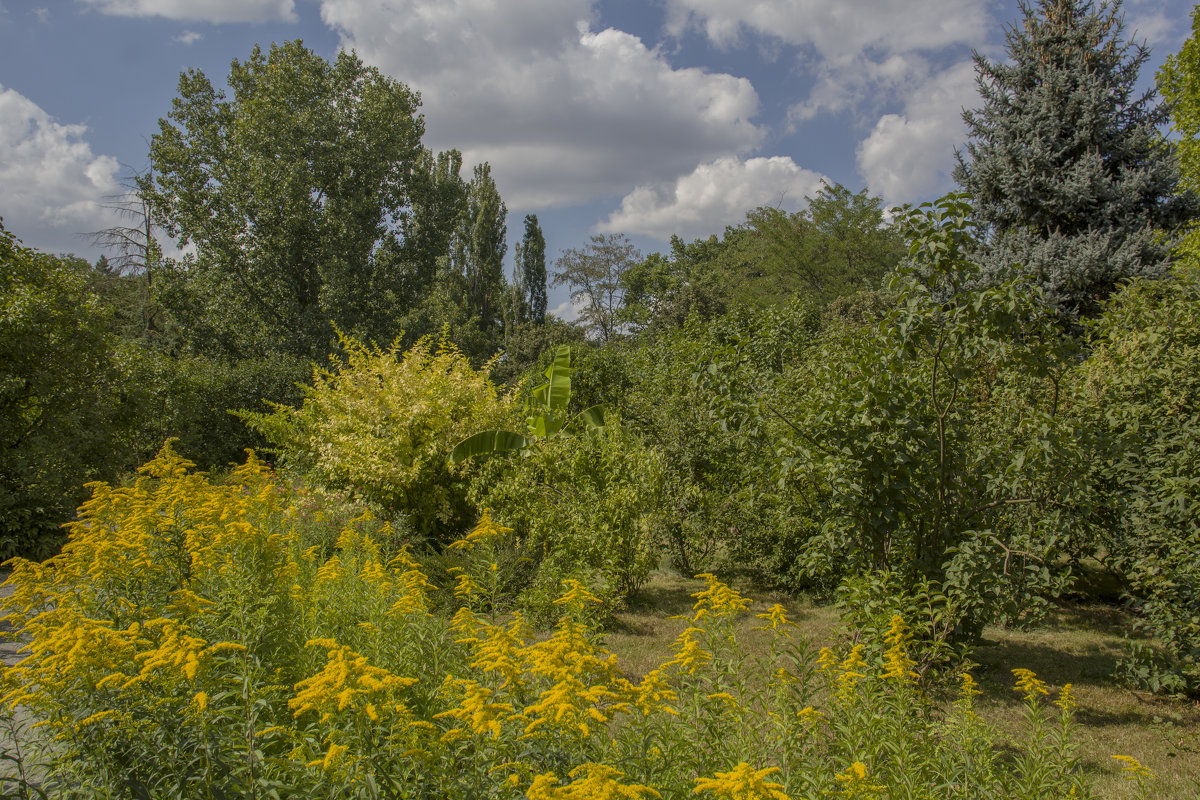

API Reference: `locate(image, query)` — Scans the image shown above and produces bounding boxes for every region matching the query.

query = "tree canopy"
[147,40,450,358]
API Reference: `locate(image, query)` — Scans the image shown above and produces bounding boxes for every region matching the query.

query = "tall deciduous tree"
[553,233,640,344]
[515,214,547,324]
[453,162,508,331]
[1159,4,1200,261]
[954,0,1195,318]
[146,40,435,358]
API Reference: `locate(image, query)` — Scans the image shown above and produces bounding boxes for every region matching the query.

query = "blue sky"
[0,0,1192,319]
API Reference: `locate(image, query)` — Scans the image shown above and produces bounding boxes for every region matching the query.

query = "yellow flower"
[1054,683,1076,711]
[833,761,885,799]
[753,604,792,631]
[446,508,512,551]
[690,574,750,622]
[1111,755,1151,781]
[1011,668,1049,701]
[959,671,982,699]
[290,640,415,719]
[527,764,660,800]
[435,678,513,739]
[664,627,712,674]
[320,741,347,771]
[693,763,788,800]
[193,692,208,712]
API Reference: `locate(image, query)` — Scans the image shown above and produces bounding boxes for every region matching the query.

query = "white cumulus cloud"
[77,0,296,23]
[0,84,122,255]
[598,155,827,240]
[855,59,979,208]
[666,0,989,126]
[319,0,765,210]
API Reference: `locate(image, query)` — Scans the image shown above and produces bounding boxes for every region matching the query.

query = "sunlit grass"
[606,572,1200,800]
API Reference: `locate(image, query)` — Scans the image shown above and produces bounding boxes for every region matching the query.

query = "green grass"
[604,571,1200,800]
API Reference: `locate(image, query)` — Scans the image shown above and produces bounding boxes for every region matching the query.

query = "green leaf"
[449,429,532,463]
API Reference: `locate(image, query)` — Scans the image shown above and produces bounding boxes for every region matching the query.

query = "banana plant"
[450,345,606,462]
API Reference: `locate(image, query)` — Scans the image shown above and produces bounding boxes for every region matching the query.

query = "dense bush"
[765,196,1084,635]
[242,334,510,536]
[0,449,1122,798]
[0,223,130,560]
[471,421,666,623]
[1076,263,1200,694]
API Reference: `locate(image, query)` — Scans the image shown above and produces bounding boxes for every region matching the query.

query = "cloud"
[598,155,827,240]
[173,30,202,44]
[319,0,765,210]
[666,0,989,126]
[549,298,583,323]
[665,0,988,57]
[77,0,296,23]
[855,59,978,208]
[0,84,122,254]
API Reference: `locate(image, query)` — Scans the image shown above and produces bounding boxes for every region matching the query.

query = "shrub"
[0,454,1125,798]
[242,333,510,536]
[1076,263,1200,694]
[0,223,126,560]
[471,421,666,624]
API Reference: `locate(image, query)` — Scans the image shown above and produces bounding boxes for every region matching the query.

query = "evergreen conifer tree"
[954,0,1195,318]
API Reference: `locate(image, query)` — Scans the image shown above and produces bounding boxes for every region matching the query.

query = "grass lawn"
[604,572,1200,799]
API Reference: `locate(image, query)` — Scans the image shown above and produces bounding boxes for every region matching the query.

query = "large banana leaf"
[564,404,607,434]
[527,345,573,437]
[449,429,532,463]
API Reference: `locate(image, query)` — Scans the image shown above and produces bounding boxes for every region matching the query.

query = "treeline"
[2,0,1198,699]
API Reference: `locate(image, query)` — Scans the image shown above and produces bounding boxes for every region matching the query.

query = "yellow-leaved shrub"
[242,333,512,536]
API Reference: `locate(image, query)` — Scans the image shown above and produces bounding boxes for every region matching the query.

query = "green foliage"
[1159,5,1200,261]
[454,163,508,333]
[450,345,605,463]
[621,183,903,335]
[1076,262,1200,694]
[147,40,447,359]
[515,214,548,324]
[771,195,1082,635]
[471,421,666,623]
[0,222,129,559]
[241,334,509,537]
[955,0,1195,318]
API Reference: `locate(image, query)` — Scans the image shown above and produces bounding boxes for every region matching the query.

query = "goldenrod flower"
[446,509,512,551]
[290,640,415,719]
[690,574,750,621]
[665,627,712,674]
[1011,668,1049,701]
[754,604,792,631]
[1055,683,1076,711]
[833,761,885,798]
[959,671,982,699]
[193,692,208,712]
[527,764,660,800]
[693,763,788,800]
[435,677,513,739]
[1112,755,1151,781]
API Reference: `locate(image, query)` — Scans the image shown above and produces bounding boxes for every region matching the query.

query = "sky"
[0,0,1193,319]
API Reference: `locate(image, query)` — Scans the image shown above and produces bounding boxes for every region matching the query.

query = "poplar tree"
[516,214,548,323]
[954,0,1195,318]
[455,163,508,331]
